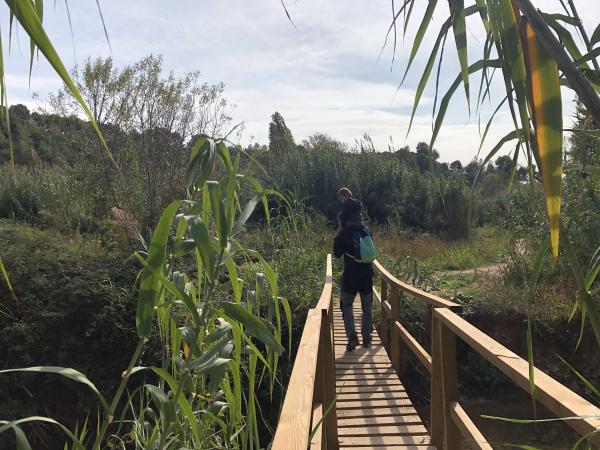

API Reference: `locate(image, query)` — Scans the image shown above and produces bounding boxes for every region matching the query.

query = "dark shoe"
[362,337,372,348]
[346,335,359,352]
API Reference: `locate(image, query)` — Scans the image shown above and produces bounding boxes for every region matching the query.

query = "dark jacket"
[333,222,374,294]
[338,198,363,227]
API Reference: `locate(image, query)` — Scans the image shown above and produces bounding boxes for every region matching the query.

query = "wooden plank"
[390,284,401,374]
[337,414,423,427]
[336,381,404,389]
[337,423,429,437]
[393,320,432,372]
[450,401,493,450]
[335,361,391,367]
[336,368,394,373]
[335,363,391,368]
[430,306,443,449]
[335,398,414,410]
[435,307,600,443]
[315,255,333,311]
[337,392,410,402]
[335,356,391,363]
[272,310,321,450]
[310,402,323,450]
[340,446,435,450]
[440,317,461,450]
[318,307,338,450]
[337,385,406,394]
[336,406,419,418]
[335,356,389,362]
[335,349,388,357]
[373,259,460,308]
[337,374,400,381]
[338,434,431,446]
[380,282,389,350]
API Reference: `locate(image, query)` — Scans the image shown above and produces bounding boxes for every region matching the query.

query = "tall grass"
[0,140,291,449]
[0,165,105,233]
[262,146,475,238]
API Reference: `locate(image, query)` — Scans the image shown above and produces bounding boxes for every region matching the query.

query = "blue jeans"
[340,290,373,341]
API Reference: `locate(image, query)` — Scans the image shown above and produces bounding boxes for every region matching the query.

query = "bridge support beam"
[380,280,389,350]
[431,307,461,450]
[317,308,339,449]
[390,284,400,374]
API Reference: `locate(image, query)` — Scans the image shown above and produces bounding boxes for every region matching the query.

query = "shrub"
[0,220,139,447]
[0,165,111,233]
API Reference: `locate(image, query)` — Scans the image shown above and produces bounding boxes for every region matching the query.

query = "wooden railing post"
[320,308,339,449]
[390,284,400,374]
[380,279,389,350]
[430,306,444,448]
[431,307,461,450]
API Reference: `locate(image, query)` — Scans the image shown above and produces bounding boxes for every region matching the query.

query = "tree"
[464,160,482,186]
[450,160,463,172]
[495,155,513,178]
[46,55,233,225]
[302,132,345,152]
[415,142,439,173]
[268,112,295,155]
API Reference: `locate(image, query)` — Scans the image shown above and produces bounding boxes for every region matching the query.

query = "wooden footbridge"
[272,255,600,449]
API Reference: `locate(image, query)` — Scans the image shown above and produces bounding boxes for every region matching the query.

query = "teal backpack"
[347,226,377,263]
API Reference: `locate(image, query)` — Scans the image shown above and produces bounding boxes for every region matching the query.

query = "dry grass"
[372,229,449,260]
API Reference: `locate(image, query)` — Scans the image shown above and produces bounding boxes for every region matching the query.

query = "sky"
[2,0,599,164]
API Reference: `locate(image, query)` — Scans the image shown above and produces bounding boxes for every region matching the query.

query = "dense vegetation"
[0,0,599,446]
[1,56,598,446]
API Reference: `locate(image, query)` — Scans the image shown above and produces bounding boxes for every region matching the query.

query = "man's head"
[337,187,352,203]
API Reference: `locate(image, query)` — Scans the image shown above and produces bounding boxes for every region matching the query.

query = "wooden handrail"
[374,260,600,449]
[449,401,493,450]
[393,320,431,372]
[315,254,333,311]
[273,255,337,450]
[272,309,322,450]
[275,258,600,449]
[373,259,460,309]
[435,307,600,442]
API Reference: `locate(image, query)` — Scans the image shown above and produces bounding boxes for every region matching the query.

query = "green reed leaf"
[471,128,522,189]
[222,302,283,354]
[12,424,32,450]
[556,355,600,400]
[185,138,216,190]
[5,0,115,168]
[0,417,84,450]
[0,367,108,413]
[187,216,216,282]
[207,181,228,249]
[523,21,563,262]
[430,58,501,151]
[136,200,180,339]
[449,0,470,109]
[231,195,260,237]
[406,17,451,136]
[590,24,600,46]
[401,0,439,85]
[151,367,201,444]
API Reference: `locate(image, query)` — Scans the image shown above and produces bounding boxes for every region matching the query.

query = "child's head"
[337,187,352,203]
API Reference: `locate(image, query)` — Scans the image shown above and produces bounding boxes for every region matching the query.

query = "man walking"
[333,188,375,352]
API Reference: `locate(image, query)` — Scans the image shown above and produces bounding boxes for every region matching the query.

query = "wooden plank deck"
[333,297,435,450]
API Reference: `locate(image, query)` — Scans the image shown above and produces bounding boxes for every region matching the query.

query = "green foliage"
[0,220,138,448]
[268,112,295,156]
[257,138,483,238]
[1,140,292,450]
[0,165,109,233]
